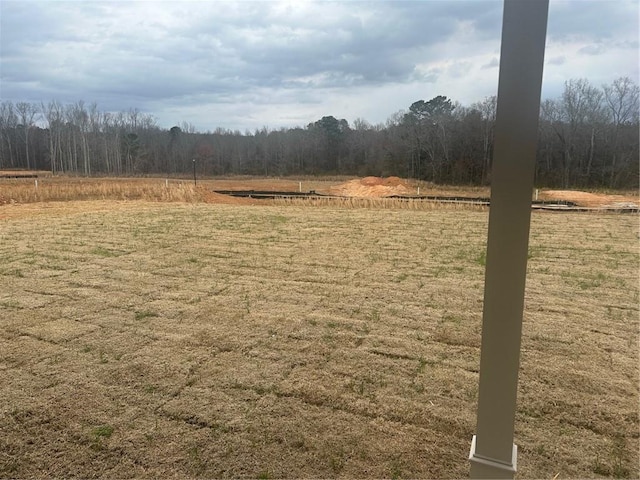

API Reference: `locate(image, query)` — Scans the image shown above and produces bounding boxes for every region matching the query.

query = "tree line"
[0,77,637,188]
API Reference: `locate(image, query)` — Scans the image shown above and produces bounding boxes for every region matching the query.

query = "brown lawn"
[0,179,638,478]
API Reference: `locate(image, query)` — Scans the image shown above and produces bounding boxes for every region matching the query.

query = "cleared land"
[0,194,638,478]
[0,175,489,206]
[1,174,638,210]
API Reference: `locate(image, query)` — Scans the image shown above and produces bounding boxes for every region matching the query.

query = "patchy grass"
[92,425,114,439]
[134,310,159,321]
[0,200,637,478]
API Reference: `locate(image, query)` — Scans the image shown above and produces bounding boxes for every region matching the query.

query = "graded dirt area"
[207,176,416,196]
[539,189,639,208]
[1,200,638,478]
[209,177,314,192]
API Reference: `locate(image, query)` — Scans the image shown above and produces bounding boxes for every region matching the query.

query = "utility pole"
[192,158,196,186]
[469,0,549,478]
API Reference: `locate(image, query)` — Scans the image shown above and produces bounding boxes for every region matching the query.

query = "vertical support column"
[469,0,549,478]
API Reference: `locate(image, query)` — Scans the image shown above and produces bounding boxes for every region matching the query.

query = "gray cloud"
[578,44,606,56]
[481,57,500,69]
[547,0,638,41]
[547,55,566,66]
[1,0,637,131]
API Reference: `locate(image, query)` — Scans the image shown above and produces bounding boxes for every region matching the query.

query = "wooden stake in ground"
[469,0,549,478]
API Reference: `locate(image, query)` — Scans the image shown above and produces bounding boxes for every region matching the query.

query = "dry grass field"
[0,180,638,478]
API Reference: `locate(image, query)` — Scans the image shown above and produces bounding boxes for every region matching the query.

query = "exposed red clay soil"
[326,179,638,207]
[327,176,414,197]
[539,190,639,208]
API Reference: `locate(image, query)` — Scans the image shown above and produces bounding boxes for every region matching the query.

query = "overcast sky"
[1,0,638,132]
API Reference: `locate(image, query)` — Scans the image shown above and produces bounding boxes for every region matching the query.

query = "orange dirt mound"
[328,177,414,198]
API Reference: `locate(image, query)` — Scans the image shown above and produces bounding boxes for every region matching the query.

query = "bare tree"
[549,79,604,187]
[471,96,497,183]
[42,101,65,173]
[15,102,39,170]
[0,101,18,168]
[603,77,640,186]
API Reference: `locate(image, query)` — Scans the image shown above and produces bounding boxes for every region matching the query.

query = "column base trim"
[469,435,517,479]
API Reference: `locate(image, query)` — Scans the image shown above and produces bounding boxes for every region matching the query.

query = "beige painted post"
[469,0,549,478]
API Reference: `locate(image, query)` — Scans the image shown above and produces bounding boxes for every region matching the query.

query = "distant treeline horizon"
[1,77,638,188]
